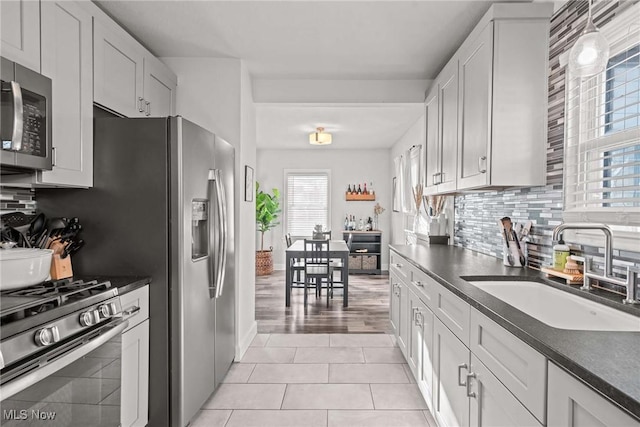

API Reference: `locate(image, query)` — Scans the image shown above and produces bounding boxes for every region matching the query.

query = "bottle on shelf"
[357,184,362,194]
[369,181,374,195]
[347,184,352,194]
[363,183,368,195]
[344,216,349,230]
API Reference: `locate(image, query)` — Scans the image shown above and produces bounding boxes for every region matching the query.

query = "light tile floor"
[191,334,437,427]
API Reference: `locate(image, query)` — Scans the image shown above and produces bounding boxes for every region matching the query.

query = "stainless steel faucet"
[552,223,640,305]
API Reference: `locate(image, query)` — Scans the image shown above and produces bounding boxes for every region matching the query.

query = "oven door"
[0,319,128,427]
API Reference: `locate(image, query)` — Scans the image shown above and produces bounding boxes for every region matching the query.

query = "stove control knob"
[98,304,112,318]
[35,326,60,346]
[80,311,96,326]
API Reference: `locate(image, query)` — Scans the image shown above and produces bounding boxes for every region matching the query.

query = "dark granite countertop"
[389,244,640,421]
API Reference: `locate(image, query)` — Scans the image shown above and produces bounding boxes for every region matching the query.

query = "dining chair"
[329,233,352,293]
[285,233,305,287]
[313,230,332,240]
[303,239,333,307]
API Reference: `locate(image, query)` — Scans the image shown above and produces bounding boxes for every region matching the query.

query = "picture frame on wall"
[392,177,400,212]
[245,165,254,202]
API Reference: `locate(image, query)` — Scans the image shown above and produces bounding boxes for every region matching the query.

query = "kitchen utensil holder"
[503,241,525,268]
[50,254,73,280]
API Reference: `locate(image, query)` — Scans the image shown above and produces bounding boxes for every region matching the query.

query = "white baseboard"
[235,321,257,361]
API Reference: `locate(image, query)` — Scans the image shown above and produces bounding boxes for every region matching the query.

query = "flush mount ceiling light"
[309,127,332,145]
[568,0,610,78]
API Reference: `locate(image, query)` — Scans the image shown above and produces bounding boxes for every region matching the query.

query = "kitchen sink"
[467,280,640,332]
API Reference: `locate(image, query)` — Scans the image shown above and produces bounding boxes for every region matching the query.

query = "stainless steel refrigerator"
[37,112,236,427]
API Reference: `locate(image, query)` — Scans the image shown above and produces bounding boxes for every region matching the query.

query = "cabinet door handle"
[466,372,477,398]
[145,101,151,116]
[123,306,141,316]
[413,280,424,288]
[138,97,144,112]
[51,147,57,167]
[393,263,403,269]
[457,363,468,386]
[478,156,487,174]
[432,173,438,186]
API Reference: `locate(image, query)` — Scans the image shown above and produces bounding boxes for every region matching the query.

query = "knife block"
[50,254,73,280]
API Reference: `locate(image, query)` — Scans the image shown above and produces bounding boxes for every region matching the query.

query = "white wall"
[256,149,391,270]
[161,57,257,359]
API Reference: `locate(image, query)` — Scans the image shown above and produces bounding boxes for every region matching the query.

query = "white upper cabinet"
[143,56,177,117]
[457,22,493,190]
[39,1,93,187]
[93,14,176,118]
[457,6,551,190]
[1,0,41,71]
[425,58,458,195]
[93,19,145,117]
[423,3,553,195]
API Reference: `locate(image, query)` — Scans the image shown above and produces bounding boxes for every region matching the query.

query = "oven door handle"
[0,319,128,401]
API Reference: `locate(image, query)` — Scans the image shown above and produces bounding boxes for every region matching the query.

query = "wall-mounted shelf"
[345,193,375,201]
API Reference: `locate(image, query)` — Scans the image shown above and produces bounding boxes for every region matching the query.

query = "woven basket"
[256,250,274,276]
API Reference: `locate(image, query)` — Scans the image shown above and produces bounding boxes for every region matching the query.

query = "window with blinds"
[285,171,330,237]
[563,5,640,228]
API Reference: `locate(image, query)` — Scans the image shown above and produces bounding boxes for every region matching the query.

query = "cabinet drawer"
[470,308,546,423]
[390,251,410,282]
[409,266,437,310]
[120,285,150,332]
[433,283,470,346]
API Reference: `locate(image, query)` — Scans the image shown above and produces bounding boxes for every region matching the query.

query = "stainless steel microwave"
[1,56,52,173]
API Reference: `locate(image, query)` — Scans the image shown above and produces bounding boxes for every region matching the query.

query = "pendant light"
[568,0,610,78]
[309,127,332,145]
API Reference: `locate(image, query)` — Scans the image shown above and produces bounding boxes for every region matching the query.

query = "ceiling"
[256,104,425,150]
[95,0,535,149]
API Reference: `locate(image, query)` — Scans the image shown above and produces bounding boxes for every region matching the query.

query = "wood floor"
[255,271,392,334]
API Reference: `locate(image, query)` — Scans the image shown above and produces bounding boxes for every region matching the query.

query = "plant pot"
[256,250,274,276]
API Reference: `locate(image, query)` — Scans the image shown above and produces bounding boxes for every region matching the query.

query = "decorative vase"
[372,214,379,231]
[256,249,273,276]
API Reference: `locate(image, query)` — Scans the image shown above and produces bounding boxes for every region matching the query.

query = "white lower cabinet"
[469,354,541,427]
[120,285,150,427]
[408,288,434,411]
[433,317,470,427]
[390,273,401,338]
[121,319,150,427]
[390,250,638,427]
[547,363,639,427]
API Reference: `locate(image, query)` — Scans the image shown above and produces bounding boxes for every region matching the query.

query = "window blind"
[563,19,640,227]
[286,172,329,237]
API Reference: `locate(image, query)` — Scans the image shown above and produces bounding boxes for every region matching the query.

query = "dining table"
[285,239,350,307]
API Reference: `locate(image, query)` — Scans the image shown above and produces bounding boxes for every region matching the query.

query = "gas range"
[0,278,124,392]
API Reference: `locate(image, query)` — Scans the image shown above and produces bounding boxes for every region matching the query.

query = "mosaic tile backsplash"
[453,0,640,293]
[0,187,37,215]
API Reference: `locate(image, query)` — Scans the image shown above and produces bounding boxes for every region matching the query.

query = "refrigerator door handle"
[214,168,228,298]
[207,169,219,297]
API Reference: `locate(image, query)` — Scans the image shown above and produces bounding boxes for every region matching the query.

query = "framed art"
[244,165,254,202]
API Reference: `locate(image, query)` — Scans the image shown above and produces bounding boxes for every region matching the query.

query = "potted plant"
[255,182,281,276]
